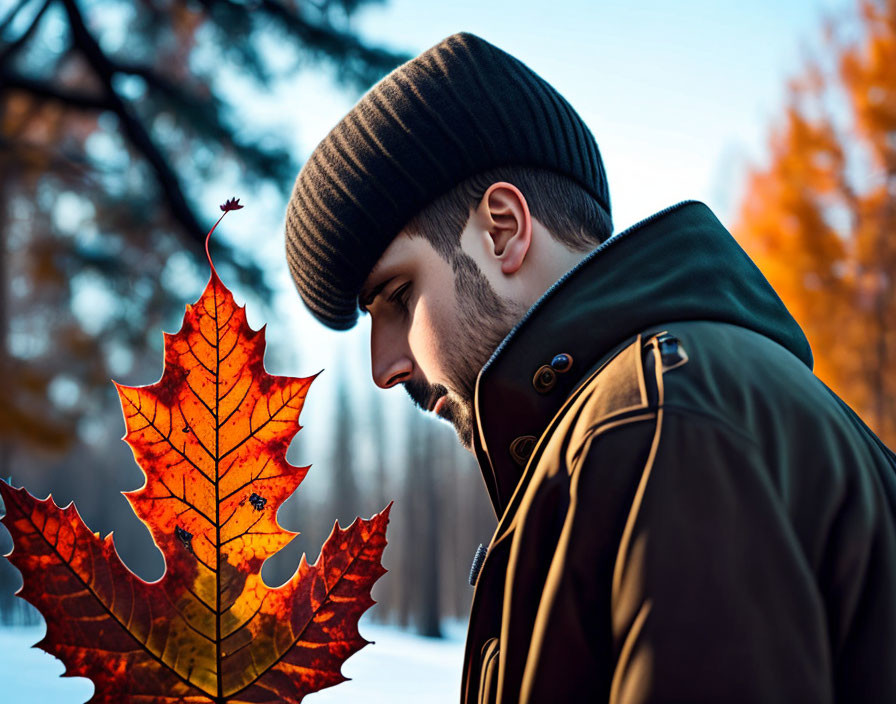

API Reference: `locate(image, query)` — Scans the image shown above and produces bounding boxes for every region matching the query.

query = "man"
[284,31,896,703]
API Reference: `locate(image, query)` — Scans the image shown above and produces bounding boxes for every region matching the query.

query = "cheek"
[408,290,457,368]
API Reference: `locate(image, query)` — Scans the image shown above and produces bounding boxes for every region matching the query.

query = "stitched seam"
[661,403,761,450]
[570,402,761,471]
[479,639,500,704]
[569,411,657,472]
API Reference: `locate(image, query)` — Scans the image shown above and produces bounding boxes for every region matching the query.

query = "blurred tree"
[329,361,361,528]
[0,0,410,463]
[365,380,393,623]
[440,424,495,623]
[416,417,442,638]
[733,0,896,444]
[399,408,443,638]
[0,0,409,622]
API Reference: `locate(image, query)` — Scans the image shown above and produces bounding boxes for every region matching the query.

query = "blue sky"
[282,0,849,230]
[221,0,851,460]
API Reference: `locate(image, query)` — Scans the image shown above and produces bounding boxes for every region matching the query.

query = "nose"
[370,322,413,389]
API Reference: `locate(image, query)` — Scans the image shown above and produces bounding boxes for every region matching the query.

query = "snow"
[0,617,466,703]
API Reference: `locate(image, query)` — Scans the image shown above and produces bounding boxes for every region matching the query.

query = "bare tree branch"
[0,134,100,187]
[0,0,34,37]
[0,0,53,65]
[59,0,206,251]
[195,0,411,90]
[260,0,410,74]
[1,0,407,307]
[0,69,107,109]
[111,58,296,181]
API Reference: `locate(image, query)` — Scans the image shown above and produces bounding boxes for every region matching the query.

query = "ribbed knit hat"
[285,31,610,330]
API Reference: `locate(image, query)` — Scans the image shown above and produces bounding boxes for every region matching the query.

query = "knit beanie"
[285,31,611,330]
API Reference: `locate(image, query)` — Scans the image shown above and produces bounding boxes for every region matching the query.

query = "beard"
[403,249,527,450]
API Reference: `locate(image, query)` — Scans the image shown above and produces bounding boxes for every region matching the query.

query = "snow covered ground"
[0,617,467,703]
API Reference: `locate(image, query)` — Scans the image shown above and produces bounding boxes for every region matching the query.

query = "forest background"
[0,0,890,649]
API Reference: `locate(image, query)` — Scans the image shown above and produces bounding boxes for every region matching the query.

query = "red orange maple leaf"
[0,199,391,703]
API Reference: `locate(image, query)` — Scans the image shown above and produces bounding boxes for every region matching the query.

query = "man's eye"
[389,282,412,311]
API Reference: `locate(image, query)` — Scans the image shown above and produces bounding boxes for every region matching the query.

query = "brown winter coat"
[460,200,896,703]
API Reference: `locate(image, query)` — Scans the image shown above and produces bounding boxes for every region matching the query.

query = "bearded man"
[284,31,896,703]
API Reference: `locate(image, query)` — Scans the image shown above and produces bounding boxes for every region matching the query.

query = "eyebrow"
[358,275,396,314]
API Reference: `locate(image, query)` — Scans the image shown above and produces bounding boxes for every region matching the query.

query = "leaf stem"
[206,197,244,278]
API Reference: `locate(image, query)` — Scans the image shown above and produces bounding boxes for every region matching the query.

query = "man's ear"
[476,181,532,275]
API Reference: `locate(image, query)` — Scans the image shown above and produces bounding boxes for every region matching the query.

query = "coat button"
[509,435,537,466]
[532,365,557,393]
[550,353,573,372]
[655,333,689,371]
[469,544,488,586]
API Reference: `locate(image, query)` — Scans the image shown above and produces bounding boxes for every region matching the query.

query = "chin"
[438,395,475,451]
[452,422,474,452]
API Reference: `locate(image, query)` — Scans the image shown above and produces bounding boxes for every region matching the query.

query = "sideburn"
[445,249,526,403]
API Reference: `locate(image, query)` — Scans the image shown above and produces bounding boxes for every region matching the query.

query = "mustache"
[404,378,449,411]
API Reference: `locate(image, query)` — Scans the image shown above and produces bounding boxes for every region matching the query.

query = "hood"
[471,199,813,518]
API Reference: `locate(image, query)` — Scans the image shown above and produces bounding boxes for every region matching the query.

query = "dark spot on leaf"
[249,493,266,511]
[175,525,193,553]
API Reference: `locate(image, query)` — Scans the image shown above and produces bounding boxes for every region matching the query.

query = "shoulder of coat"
[570,328,691,432]
[584,334,652,420]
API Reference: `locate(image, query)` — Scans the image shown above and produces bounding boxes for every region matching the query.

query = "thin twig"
[60,0,206,249]
[0,0,53,65]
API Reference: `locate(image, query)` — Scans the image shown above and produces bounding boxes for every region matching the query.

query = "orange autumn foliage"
[733,0,896,445]
[0,199,391,703]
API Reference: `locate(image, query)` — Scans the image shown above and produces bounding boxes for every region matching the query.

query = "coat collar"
[470,199,813,519]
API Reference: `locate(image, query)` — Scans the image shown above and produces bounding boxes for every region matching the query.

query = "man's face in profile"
[359,228,524,450]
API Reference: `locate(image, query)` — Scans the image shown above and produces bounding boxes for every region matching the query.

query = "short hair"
[402,166,613,261]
